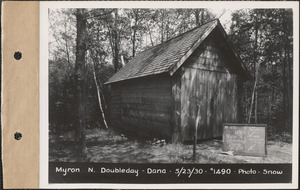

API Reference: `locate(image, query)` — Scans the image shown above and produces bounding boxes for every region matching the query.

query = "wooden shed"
[105,19,249,142]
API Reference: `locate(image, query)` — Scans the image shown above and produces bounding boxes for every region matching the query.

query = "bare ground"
[49,128,292,163]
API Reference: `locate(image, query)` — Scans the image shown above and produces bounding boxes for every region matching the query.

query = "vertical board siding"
[181,69,238,141]
[109,75,173,139]
[180,36,238,141]
[171,70,182,142]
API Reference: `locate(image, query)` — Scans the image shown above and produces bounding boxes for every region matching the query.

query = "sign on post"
[222,123,267,156]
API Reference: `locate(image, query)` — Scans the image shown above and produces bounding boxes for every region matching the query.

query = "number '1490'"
[211,168,231,175]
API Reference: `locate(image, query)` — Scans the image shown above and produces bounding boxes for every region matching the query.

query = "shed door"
[180,68,237,141]
[181,68,209,141]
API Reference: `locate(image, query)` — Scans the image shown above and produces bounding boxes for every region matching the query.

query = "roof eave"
[104,70,167,85]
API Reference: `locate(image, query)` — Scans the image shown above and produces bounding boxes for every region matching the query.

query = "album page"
[1,1,299,189]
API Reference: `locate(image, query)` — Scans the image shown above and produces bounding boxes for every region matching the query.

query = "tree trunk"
[250,15,259,124]
[195,9,200,26]
[64,21,71,69]
[248,79,257,123]
[113,33,119,72]
[268,93,272,123]
[283,11,293,134]
[90,51,109,129]
[166,17,170,40]
[112,9,119,73]
[287,45,293,134]
[282,53,287,133]
[244,82,248,123]
[132,29,136,57]
[147,24,154,46]
[74,9,88,159]
[200,9,204,25]
[254,88,258,123]
[132,10,139,57]
[253,17,259,124]
[160,10,165,43]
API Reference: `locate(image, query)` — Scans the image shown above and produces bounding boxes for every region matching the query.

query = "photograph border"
[40,1,299,189]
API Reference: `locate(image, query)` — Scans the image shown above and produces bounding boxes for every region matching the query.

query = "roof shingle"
[106,19,218,84]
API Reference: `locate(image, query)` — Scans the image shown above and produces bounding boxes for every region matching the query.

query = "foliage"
[48,8,216,134]
[229,9,293,138]
[49,59,75,135]
[48,8,293,145]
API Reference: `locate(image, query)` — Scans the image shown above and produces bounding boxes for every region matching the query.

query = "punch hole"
[14,132,22,140]
[14,51,22,60]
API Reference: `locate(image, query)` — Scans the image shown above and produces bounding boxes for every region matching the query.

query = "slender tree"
[89,50,109,129]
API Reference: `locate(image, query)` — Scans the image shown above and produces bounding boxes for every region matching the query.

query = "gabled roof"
[105,19,248,84]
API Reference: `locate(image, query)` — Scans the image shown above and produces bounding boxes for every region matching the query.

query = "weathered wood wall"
[171,71,182,142]
[109,74,173,139]
[178,36,238,141]
[109,31,241,142]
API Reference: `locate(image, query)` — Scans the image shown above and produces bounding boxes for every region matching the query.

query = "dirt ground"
[49,128,292,163]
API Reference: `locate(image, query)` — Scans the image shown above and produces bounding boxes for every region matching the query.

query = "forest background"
[48,8,293,156]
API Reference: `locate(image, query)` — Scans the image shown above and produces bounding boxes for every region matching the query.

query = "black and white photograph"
[40,1,299,188]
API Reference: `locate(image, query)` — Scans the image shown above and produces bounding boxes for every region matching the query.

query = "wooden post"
[193,134,197,161]
[193,101,201,161]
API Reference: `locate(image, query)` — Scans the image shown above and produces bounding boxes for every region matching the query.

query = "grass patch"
[49,128,292,163]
